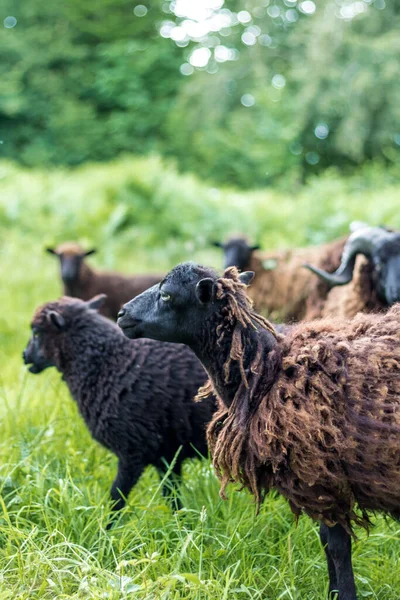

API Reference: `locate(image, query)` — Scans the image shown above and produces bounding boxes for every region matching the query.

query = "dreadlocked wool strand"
[204,267,400,535]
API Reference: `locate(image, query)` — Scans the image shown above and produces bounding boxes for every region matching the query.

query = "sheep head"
[304,226,400,306]
[117,262,272,356]
[213,237,260,271]
[46,242,97,284]
[23,295,107,374]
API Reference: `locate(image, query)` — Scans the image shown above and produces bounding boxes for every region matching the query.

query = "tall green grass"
[0,157,399,598]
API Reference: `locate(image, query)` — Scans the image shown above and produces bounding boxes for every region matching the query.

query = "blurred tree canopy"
[0,0,183,165]
[1,0,399,187]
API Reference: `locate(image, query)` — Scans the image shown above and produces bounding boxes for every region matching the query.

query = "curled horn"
[304,226,394,287]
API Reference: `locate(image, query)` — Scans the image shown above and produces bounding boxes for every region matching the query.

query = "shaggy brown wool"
[303,238,350,319]
[246,236,347,322]
[205,268,400,534]
[309,255,386,319]
[197,270,279,400]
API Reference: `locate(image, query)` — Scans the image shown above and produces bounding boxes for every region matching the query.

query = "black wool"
[25,296,215,513]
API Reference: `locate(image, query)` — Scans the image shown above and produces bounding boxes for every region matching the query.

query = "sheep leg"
[110,459,143,512]
[324,523,357,600]
[320,523,338,595]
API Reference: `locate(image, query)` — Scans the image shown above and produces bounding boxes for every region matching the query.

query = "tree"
[0,0,183,165]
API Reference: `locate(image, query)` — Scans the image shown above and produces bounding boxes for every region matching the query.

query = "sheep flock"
[18,222,400,600]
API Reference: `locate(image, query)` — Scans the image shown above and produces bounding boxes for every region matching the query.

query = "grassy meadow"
[0,157,400,599]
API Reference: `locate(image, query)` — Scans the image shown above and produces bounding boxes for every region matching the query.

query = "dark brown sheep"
[46,242,163,320]
[214,235,347,322]
[304,225,400,319]
[23,295,214,518]
[118,262,400,600]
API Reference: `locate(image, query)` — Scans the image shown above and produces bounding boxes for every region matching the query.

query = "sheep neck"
[63,322,120,377]
[193,317,278,408]
[63,262,94,298]
[60,318,132,425]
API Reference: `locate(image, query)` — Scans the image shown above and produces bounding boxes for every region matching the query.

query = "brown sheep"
[214,236,347,322]
[46,242,163,320]
[118,262,400,600]
[304,225,400,319]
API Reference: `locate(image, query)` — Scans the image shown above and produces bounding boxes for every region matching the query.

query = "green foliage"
[1,158,400,597]
[290,2,400,170]
[164,68,300,188]
[165,0,400,187]
[0,0,183,165]
[1,156,400,254]
[1,1,400,187]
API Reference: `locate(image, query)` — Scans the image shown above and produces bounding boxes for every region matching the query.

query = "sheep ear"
[196,278,215,304]
[48,311,66,330]
[251,244,260,251]
[86,294,107,311]
[239,271,255,286]
[46,247,58,256]
[84,249,97,257]
[212,241,223,248]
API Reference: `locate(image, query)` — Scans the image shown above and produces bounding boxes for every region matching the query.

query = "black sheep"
[23,294,214,514]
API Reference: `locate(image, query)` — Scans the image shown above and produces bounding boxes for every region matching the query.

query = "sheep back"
[248,236,347,322]
[77,271,163,320]
[31,299,213,470]
[208,303,400,532]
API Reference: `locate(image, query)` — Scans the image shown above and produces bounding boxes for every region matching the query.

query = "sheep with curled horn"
[213,234,348,322]
[118,262,400,600]
[304,225,400,319]
[46,242,163,320]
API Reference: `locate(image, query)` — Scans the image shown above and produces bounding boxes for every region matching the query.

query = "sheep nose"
[117,308,126,319]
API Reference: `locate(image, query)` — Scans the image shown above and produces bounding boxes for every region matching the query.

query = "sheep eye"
[160,292,171,302]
